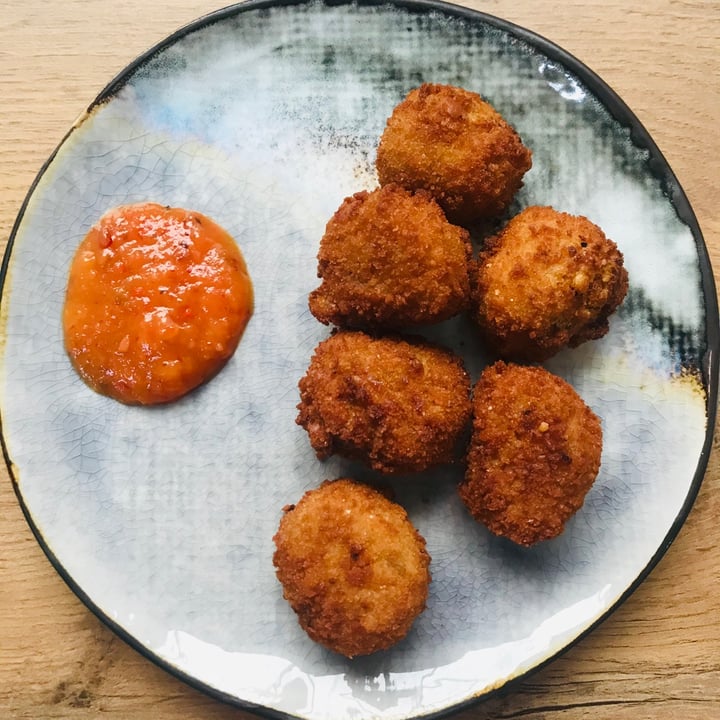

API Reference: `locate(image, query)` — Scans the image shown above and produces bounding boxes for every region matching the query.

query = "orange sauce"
[63,202,253,405]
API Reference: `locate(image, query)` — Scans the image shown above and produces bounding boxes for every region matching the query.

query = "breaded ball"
[273,478,431,657]
[472,206,629,361]
[296,331,471,474]
[309,184,472,328]
[376,83,532,225]
[459,362,603,546]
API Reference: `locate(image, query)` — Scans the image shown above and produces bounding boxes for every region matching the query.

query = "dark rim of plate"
[1,1,718,719]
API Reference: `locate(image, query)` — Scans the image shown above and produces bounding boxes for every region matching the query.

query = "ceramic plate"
[2,1,717,719]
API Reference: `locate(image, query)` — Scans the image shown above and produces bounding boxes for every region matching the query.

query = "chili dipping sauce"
[63,202,253,405]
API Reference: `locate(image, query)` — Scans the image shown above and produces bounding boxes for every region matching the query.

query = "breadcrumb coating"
[273,478,431,657]
[459,362,603,546]
[376,83,532,225]
[296,331,471,474]
[473,206,628,361]
[309,184,472,329]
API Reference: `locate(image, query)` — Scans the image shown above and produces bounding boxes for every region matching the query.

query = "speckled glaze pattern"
[1,2,717,719]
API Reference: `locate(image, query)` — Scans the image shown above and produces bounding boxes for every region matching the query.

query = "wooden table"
[1,1,718,718]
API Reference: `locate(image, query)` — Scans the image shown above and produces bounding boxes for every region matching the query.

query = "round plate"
[2,1,717,719]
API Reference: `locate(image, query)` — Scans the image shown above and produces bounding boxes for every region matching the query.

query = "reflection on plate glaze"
[153,583,616,718]
[538,60,588,102]
[0,2,715,719]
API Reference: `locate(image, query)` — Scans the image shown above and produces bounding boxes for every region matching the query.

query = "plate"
[2,1,717,719]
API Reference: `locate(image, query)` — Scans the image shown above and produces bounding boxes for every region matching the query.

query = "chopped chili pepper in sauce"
[63,202,253,405]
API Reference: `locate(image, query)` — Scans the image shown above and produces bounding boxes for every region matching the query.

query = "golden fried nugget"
[273,478,431,657]
[376,83,532,226]
[459,362,602,546]
[296,331,471,474]
[309,184,472,328]
[473,206,629,361]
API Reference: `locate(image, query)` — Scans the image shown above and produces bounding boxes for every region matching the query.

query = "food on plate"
[375,83,532,226]
[472,205,628,361]
[63,202,253,405]
[296,330,471,474]
[273,477,431,657]
[459,361,602,546]
[309,184,472,328]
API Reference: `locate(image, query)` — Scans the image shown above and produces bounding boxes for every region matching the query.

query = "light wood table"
[1,2,718,718]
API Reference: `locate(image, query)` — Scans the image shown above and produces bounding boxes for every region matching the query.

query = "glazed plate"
[2,1,717,719]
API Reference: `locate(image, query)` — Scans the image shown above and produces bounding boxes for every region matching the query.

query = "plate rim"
[1,1,718,718]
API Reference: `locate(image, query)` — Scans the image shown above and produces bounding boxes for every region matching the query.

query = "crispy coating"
[459,362,602,546]
[309,184,472,328]
[273,478,431,657]
[472,206,629,361]
[376,83,532,226]
[296,331,471,474]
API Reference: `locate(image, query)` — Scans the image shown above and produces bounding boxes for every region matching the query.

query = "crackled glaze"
[0,2,715,719]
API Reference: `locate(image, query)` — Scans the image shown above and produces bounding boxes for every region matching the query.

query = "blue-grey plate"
[1,1,717,719]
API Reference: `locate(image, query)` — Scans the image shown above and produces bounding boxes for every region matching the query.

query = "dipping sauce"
[63,202,253,405]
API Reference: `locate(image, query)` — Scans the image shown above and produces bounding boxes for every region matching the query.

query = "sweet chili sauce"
[63,202,253,405]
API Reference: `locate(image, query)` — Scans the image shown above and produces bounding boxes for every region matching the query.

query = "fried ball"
[309,184,472,328]
[376,83,532,226]
[459,362,602,546]
[273,478,431,657]
[472,206,629,361]
[296,331,471,474]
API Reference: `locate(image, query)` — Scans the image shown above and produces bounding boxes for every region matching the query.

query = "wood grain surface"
[1,1,718,719]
